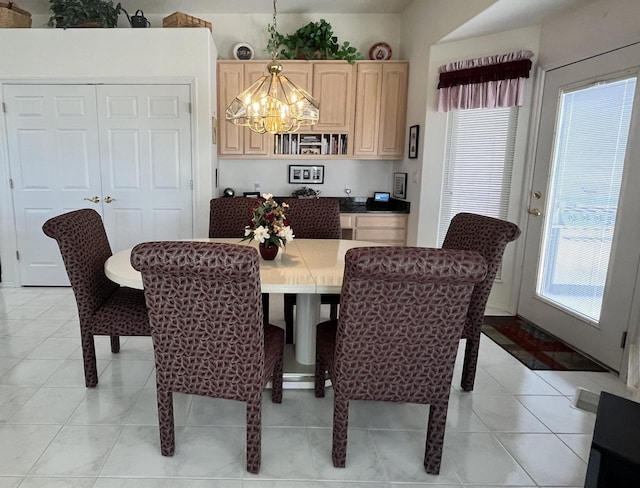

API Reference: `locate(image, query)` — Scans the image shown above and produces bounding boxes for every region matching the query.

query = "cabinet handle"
[104,196,115,204]
[83,196,100,203]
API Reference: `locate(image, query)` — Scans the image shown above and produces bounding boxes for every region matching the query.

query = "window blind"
[438,107,518,245]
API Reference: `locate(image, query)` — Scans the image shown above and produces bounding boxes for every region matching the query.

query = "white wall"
[0,28,216,286]
[399,0,499,246]
[538,0,640,70]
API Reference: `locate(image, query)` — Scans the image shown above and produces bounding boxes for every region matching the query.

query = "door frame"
[0,76,205,288]
[518,55,640,381]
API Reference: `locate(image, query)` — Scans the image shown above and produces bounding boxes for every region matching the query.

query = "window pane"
[438,107,518,245]
[538,76,637,322]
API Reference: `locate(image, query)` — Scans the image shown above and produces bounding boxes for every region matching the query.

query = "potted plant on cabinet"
[48,0,121,28]
[267,19,361,63]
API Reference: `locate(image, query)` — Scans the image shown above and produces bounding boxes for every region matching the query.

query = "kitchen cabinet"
[218,61,272,156]
[353,61,408,159]
[310,62,355,134]
[217,60,407,160]
[340,213,408,245]
[217,60,354,158]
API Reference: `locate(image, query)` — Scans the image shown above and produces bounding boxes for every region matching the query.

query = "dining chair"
[314,246,487,474]
[442,212,521,391]
[130,241,284,474]
[42,208,150,387]
[281,197,342,343]
[209,196,270,324]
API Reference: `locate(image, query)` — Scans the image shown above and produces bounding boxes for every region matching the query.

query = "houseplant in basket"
[242,193,294,260]
[48,0,121,28]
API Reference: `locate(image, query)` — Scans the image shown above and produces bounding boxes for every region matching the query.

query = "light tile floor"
[0,286,636,487]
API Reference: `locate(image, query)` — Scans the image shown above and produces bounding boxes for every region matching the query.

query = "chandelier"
[225,0,320,134]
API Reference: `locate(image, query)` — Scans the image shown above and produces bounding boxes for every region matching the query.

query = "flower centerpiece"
[242,193,294,260]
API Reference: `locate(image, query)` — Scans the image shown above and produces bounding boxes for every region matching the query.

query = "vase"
[259,242,279,260]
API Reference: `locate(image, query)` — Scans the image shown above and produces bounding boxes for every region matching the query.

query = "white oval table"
[105,238,386,383]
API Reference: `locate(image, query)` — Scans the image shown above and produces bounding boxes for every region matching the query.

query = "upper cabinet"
[218,61,271,157]
[310,63,355,134]
[217,60,407,160]
[353,61,408,159]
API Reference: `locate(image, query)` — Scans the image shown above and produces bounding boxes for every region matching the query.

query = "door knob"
[528,208,542,216]
[104,196,115,203]
[83,196,100,203]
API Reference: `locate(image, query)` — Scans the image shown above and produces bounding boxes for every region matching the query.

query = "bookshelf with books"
[273,133,349,157]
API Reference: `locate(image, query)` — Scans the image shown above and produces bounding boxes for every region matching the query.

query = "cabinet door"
[5,84,102,285]
[279,61,313,93]
[378,63,408,158]
[311,62,355,133]
[218,61,244,155]
[243,62,271,155]
[96,85,194,253]
[353,63,382,157]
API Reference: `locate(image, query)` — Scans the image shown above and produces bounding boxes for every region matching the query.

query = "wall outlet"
[254,183,261,192]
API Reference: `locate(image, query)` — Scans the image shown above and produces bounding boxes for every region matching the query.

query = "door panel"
[4,84,101,285]
[6,83,194,285]
[96,84,193,253]
[518,44,640,369]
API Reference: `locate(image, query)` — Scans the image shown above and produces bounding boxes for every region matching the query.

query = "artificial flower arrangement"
[242,193,295,249]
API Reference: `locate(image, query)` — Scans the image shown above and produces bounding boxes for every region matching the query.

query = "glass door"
[518,44,640,370]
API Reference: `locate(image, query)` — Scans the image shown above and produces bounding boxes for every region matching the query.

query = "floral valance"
[438,50,534,112]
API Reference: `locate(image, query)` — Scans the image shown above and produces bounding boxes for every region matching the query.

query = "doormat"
[482,315,608,371]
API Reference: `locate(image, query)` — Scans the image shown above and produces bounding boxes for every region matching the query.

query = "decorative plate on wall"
[232,42,255,60]
[369,42,392,60]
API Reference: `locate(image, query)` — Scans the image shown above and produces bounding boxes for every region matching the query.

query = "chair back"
[42,208,118,320]
[441,212,521,337]
[209,197,260,238]
[130,241,265,400]
[335,246,487,403]
[280,197,341,239]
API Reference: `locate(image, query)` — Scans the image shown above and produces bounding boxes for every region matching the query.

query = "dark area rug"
[482,315,608,371]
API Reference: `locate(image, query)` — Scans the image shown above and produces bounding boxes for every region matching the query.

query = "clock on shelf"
[232,42,255,60]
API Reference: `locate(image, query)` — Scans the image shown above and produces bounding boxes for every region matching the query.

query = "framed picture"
[393,172,407,199]
[408,124,419,159]
[288,164,324,184]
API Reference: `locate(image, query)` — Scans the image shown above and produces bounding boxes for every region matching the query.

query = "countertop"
[272,196,410,214]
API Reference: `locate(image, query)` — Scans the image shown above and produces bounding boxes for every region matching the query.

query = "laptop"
[367,191,391,211]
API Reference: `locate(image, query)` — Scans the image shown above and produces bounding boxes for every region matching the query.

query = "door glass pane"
[538,76,637,322]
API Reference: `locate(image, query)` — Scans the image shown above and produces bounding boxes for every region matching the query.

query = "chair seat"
[91,287,150,336]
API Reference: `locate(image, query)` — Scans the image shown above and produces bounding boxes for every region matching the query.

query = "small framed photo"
[288,164,324,184]
[393,172,407,199]
[408,124,419,159]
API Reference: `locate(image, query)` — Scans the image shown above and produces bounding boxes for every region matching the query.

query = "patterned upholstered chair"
[209,196,259,239]
[209,196,270,324]
[442,212,521,391]
[42,209,150,388]
[281,197,342,343]
[314,246,487,474]
[130,241,284,474]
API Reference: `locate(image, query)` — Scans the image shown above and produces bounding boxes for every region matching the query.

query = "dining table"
[104,238,386,385]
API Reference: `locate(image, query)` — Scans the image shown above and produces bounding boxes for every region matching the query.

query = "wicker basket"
[163,11,211,32]
[0,1,31,28]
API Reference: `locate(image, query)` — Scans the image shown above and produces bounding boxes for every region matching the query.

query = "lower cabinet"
[340,214,408,245]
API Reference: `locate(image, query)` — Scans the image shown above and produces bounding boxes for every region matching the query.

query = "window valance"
[438,50,534,112]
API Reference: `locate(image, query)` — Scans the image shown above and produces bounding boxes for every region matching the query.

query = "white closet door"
[4,84,102,285]
[96,85,193,253]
